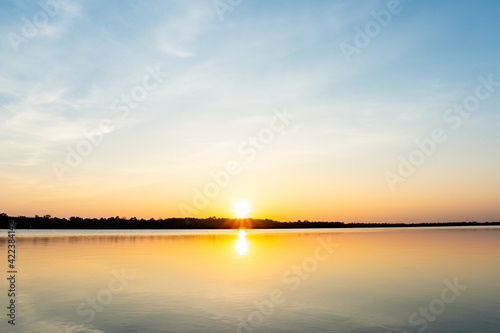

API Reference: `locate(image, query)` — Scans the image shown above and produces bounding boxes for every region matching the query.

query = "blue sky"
[1,0,499,221]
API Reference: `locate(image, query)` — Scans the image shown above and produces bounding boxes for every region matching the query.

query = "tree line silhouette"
[1,213,498,229]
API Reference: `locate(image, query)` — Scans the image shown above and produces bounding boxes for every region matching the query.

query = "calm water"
[1,227,500,333]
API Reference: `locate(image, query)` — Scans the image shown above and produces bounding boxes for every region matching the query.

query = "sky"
[0,0,499,223]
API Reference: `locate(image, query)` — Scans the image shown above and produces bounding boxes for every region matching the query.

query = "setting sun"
[232,200,251,218]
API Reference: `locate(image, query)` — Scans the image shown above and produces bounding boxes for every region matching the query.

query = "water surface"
[1,227,499,332]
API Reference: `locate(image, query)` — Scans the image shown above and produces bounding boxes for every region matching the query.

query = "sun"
[232,200,251,218]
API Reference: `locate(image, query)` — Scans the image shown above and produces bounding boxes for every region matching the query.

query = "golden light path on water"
[235,229,248,255]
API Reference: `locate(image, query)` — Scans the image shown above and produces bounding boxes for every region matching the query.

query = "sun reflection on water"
[235,229,248,255]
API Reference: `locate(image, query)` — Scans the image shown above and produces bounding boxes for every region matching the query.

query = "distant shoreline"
[1,214,499,229]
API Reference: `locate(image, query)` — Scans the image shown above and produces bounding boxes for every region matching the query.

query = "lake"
[1,227,499,332]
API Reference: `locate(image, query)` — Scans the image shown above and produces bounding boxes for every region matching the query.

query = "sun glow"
[235,229,248,255]
[232,200,251,218]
